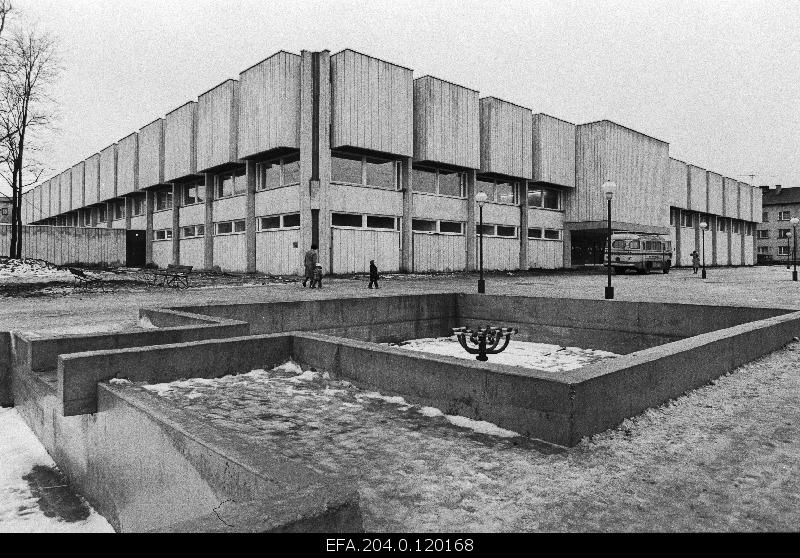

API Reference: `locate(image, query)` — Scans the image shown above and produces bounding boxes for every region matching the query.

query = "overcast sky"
[9,0,800,194]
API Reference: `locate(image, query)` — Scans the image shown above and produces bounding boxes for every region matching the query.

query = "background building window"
[331,213,363,228]
[757,246,770,254]
[184,182,205,205]
[778,211,791,221]
[779,246,790,256]
[411,219,436,232]
[282,156,301,185]
[412,168,437,194]
[155,189,173,211]
[762,212,769,222]
[439,221,464,234]
[259,216,280,230]
[757,230,769,239]
[778,229,790,239]
[331,153,363,184]
[282,213,300,228]
[527,185,561,209]
[366,215,396,230]
[365,159,396,189]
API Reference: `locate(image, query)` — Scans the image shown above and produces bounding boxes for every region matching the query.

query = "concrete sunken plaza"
[2,266,800,532]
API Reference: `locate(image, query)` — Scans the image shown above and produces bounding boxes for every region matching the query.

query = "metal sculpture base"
[453,326,517,362]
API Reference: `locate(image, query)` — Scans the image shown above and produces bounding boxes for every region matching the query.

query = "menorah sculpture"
[452,325,517,361]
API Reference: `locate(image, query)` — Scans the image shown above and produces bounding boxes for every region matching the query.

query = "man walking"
[302,244,318,287]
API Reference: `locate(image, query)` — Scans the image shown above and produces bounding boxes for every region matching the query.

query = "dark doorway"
[126,230,146,267]
[570,230,610,266]
[311,209,319,247]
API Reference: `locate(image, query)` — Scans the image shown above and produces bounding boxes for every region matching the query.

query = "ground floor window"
[757,247,770,254]
[476,224,517,238]
[528,228,562,240]
[779,246,790,256]
[412,219,464,235]
[153,228,172,241]
[257,212,300,231]
[215,219,246,235]
[181,224,205,238]
[778,229,790,239]
[757,230,769,239]
[332,212,399,230]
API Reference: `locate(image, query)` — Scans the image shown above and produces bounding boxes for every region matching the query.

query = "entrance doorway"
[126,230,146,267]
[569,230,610,266]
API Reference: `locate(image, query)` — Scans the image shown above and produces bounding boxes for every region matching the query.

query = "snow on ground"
[388,336,618,372]
[0,408,114,533]
[0,259,75,284]
[128,348,800,532]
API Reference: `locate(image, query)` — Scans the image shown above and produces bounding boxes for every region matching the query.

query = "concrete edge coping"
[138,306,249,326]
[98,382,359,524]
[163,290,464,313]
[293,331,572,383]
[568,309,800,383]
[456,292,799,314]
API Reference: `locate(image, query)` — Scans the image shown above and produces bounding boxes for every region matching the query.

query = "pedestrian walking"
[691,250,700,274]
[368,259,379,289]
[310,263,323,288]
[302,244,318,287]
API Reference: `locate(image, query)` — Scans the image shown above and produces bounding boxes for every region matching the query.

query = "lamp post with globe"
[475,191,488,293]
[601,181,617,299]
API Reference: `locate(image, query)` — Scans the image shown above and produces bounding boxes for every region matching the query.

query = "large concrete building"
[20,49,761,272]
[756,186,800,264]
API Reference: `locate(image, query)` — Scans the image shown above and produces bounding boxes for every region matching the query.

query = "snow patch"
[108,378,131,385]
[444,415,519,438]
[387,336,619,372]
[0,408,114,533]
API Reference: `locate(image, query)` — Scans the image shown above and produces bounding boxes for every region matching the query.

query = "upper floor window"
[757,229,769,239]
[762,212,768,222]
[217,167,246,198]
[732,220,741,234]
[132,194,146,216]
[680,211,694,228]
[98,204,108,222]
[257,155,301,191]
[718,218,726,232]
[155,188,173,211]
[778,229,791,239]
[114,200,125,220]
[183,180,205,205]
[331,152,399,190]
[778,211,792,221]
[527,185,560,210]
[412,166,466,197]
[477,177,519,205]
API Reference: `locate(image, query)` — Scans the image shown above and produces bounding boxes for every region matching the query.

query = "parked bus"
[604,233,673,274]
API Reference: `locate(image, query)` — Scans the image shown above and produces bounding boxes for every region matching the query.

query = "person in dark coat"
[302,244,318,287]
[691,250,700,274]
[369,260,379,289]
[310,263,323,289]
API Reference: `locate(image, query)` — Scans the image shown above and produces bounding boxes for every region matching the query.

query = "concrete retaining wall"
[12,363,360,532]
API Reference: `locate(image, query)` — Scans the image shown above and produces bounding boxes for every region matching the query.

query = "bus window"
[612,240,626,249]
[627,240,640,249]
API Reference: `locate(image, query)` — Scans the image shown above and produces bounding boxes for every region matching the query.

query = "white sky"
[9,0,800,194]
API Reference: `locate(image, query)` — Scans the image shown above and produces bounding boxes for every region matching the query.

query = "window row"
[528,228,563,240]
[477,224,518,238]
[331,212,399,230]
[257,213,300,231]
[332,153,399,191]
[411,219,464,235]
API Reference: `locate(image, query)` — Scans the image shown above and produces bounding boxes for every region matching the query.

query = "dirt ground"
[1,264,799,531]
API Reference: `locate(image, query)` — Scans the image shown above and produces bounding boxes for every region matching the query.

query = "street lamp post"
[601,181,617,300]
[788,232,793,270]
[791,217,800,282]
[476,191,488,293]
[699,221,708,279]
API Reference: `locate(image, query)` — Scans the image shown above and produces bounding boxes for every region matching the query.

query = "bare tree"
[0,15,60,258]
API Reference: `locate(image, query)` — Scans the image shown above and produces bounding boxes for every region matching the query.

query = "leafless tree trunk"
[0,5,60,258]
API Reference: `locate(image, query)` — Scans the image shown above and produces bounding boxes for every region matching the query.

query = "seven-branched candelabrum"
[452,326,518,362]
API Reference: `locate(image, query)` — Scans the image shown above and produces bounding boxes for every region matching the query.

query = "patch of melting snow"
[0,408,114,533]
[387,336,618,372]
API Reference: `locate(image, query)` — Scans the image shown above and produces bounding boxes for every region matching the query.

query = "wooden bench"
[151,264,193,288]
